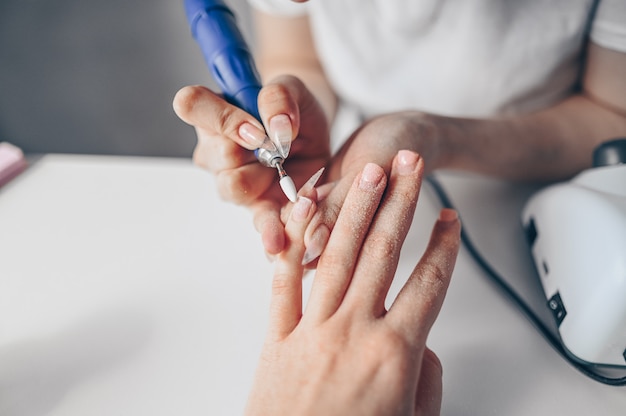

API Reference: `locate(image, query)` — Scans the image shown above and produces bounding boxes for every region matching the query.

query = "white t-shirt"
[248,0,626,119]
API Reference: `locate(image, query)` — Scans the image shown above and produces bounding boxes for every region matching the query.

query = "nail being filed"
[299,167,325,197]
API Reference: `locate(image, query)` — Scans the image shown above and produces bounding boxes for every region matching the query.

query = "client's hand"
[246,150,461,416]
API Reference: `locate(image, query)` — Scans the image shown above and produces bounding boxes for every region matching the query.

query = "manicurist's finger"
[304,163,387,323]
[269,196,316,340]
[252,200,285,255]
[173,85,269,151]
[215,163,275,205]
[257,79,301,157]
[192,126,256,173]
[343,151,424,317]
[387,209,461,345]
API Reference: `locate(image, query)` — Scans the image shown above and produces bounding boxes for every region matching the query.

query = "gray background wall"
[0,0,252,157]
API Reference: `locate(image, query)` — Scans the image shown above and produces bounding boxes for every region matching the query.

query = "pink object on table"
[0,142,27,188]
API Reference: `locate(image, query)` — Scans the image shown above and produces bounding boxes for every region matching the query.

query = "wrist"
[413,111,497,174]
[405,111,449,173]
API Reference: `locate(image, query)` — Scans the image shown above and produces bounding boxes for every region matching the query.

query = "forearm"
[254,11,337,124]
[258,60,337,124]
[433,93,626,181]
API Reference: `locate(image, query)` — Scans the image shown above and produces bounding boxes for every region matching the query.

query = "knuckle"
[371,329,412,368]
[362,231,399,261]
[271,74,302,88]
[320,203,341,228]
[175,85,243,140]
[216,169,251,204]
[419,261,449,294]
[317,252,350,274]
[196,139,249,173]
[390,187,416,207]
[271,273,293,297]
[380,328,409,352]
[215,105,240,136]
[258,83,291,107]
[213,138,238,163]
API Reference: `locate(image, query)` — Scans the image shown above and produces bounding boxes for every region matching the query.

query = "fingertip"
[262,224,286,256]
[395,149,423,176]
[438,208,458,223]
[172,85,207,121]
[172,86,190,115]
[431,209,461,253]
[358,163,386,191]
[268,114,293,158]
[290,196,315,223]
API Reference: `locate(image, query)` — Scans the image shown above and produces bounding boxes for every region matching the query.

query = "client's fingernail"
[397,150,420,175]
[439,208,458,222]
[359,163,384,190]
[302,224,330,265]
[269,114,292,157]
[239,122,266,148]
[291,196,314,222]
[298,167,325,197]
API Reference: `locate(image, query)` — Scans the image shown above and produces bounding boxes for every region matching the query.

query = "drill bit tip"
[279,175,297,203]
[274,160,297,202]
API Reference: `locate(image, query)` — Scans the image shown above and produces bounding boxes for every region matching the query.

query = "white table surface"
[0,154,624,415]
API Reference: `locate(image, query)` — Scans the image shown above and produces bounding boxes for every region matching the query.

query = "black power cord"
[425,175,626,386]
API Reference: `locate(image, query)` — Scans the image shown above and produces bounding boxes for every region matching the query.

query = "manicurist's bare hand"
[173,75,330,255]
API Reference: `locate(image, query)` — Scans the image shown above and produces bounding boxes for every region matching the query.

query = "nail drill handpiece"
[184,0,296,202]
